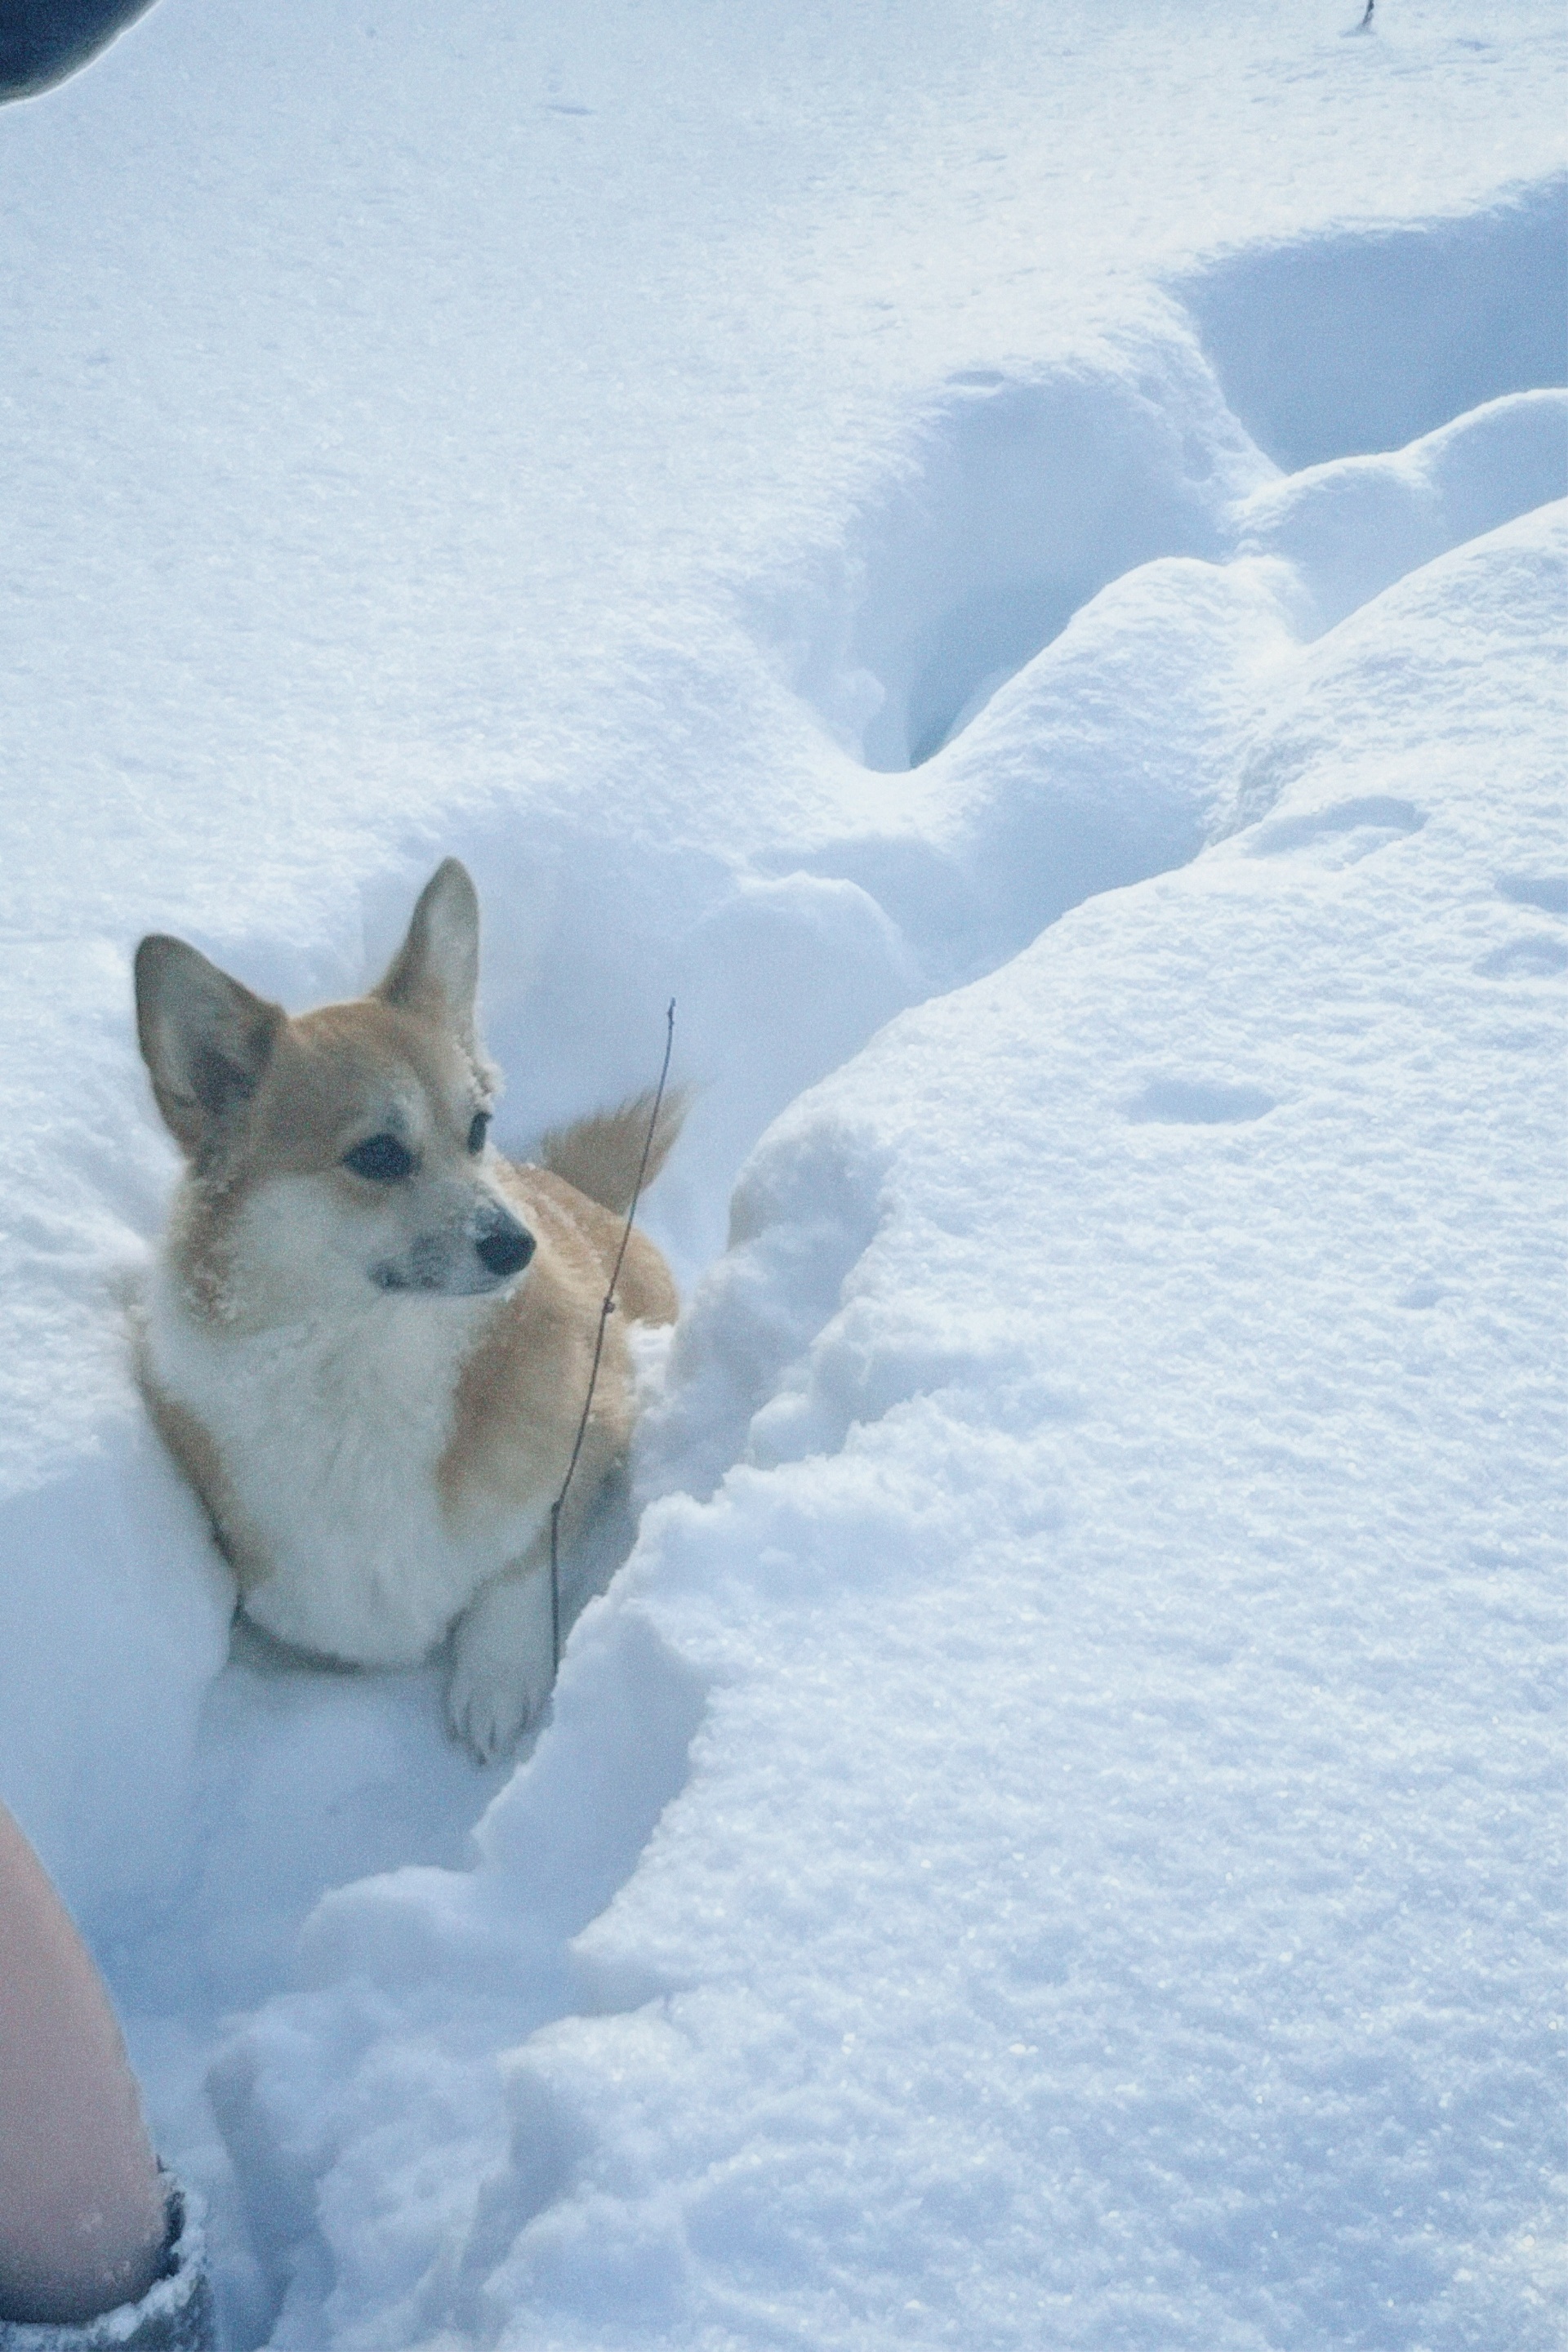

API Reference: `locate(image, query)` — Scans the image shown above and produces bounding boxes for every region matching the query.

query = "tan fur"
[539,1085,689,1219]
[437,1163,675,1526]
[133,858,684,1757]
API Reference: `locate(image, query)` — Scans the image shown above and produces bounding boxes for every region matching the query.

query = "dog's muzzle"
[372,1201,537,1294]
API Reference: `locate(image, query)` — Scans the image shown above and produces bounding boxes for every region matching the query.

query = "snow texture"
[0,2,1563,2346]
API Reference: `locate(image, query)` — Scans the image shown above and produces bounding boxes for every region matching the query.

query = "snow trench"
[782,175,1565,777]
[11,174,1562,2343]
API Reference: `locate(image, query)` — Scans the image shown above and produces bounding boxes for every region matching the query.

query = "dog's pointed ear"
[135,937,284,1162]
[373,858,480,1046]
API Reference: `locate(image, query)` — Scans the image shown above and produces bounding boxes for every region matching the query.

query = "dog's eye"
[342,1133,416,1183]
[466,1111,491,1156]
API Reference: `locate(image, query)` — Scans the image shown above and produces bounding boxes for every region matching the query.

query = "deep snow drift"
[0,2,1563,2346]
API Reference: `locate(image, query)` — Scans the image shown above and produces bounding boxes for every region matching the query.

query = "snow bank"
[0,0,1563,2343]
[212,488,1568,2350]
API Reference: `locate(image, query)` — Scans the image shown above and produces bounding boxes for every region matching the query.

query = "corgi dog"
[132,858,683,1759]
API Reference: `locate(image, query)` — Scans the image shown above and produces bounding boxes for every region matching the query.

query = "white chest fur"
[144,1261,541,1667]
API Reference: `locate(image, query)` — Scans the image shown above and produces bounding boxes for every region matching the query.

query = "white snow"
[0,2,1563,2345]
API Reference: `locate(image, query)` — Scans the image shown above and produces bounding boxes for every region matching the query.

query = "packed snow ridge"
[0,7,1563,2348]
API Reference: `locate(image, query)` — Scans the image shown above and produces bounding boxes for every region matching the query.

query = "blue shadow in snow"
[1180,176,1568,470]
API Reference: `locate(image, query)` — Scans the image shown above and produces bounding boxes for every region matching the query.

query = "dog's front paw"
[447,1570,554,1762]
[445,1653,538,1762]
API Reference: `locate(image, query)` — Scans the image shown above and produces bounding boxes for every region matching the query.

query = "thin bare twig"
[548,999,677,1673]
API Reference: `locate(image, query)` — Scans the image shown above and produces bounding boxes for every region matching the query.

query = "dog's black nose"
[475,1215,535,1280]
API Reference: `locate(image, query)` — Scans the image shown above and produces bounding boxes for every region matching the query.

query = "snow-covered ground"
[1,2,1564,2344]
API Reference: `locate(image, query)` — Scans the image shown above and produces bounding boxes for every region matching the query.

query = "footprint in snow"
[1246,796,1425,864]
[1477,876,1568,976]
[1125,1078,1276,1125]
[1475,936,1568,979]
[1495,874,1568,917]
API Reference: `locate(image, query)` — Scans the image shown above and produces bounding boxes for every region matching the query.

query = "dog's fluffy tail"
[539,1086,688,1217]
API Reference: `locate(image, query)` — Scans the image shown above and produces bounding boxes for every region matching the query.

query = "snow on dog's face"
[136,861,535,1316]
